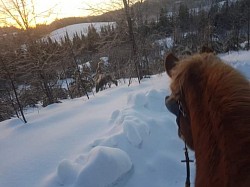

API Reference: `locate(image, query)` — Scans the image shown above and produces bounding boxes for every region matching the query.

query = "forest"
[0,0,249,122]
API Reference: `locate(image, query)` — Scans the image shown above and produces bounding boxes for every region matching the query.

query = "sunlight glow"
[34,0,122,25]
[0,0,141,28]
[0,0,122,27]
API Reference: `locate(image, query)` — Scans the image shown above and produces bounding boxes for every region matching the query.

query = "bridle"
[177,100,187,118]
[165,93,193,187]
[165,95,189,130]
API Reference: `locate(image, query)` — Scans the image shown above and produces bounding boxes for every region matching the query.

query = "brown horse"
[95,74,118,93]
[165,53,250,187]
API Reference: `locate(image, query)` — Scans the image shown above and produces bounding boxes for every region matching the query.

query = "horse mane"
[170,53,250,186]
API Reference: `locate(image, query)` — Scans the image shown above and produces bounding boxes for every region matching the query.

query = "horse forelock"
[169,53,250,186]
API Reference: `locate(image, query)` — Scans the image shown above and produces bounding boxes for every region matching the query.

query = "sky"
[34,0,122,24]
[0,0,123,27]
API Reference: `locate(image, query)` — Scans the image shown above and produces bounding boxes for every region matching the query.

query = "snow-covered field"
[0,51,249,187]
[46,22,116,42]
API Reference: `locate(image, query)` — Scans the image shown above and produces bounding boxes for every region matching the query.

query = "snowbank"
[220,50,250,79]
[56,146,132,187]
[75,146,132,187]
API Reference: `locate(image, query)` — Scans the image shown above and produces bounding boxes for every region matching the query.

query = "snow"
[78,62,92,72]
[54,146,132,187]
[155,37,174,49]
[100,57,109,66]
[46,22,116,42]
[220,50,250,79]
[74,146,132,187]
[155,37,174,56]
[58,78,74,89]
[0,51,250,187]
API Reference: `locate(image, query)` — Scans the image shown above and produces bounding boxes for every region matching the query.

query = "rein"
[178,100,194,187]
[181,142,194,187]
[165,94,194,186]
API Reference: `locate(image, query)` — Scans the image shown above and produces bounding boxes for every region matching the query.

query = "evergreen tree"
[86,24,100,52]
[178,4,190,33]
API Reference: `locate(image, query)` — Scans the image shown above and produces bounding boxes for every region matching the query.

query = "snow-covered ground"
[46,22,116,42]
[0,51,249,187]
[219,50,250,79]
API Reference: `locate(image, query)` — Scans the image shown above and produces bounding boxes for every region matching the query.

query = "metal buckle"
[177,100,186,117]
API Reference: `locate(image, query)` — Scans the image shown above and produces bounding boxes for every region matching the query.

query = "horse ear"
[165,53,179,77]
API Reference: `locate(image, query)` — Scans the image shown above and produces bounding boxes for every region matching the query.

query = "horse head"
[164,53,194,150]
[164,52,250,186]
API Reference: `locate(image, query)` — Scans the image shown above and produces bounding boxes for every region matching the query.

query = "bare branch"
[0,0,56,29]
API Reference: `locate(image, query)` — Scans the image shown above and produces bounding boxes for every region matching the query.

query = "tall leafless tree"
[0,0,53,30]
[122,0,142,85]
[0,53,27,123]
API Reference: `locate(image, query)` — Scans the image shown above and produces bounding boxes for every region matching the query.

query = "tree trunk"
[63,67,73,99]
[248,9,250,50]
[122,0,141,84]
[10,79,27,123]
[40,73,54,106]
[71,51,89,99]
[0,58,27,123]
[6,88,19,118]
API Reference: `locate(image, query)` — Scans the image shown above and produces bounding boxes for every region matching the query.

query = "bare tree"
[122,0,142,85]
[247,2,250,50]
[84,0,146,84]
[0,53,27,123]
[23,39,67,106]
[0,0,54,29]
[83,0,123,16]
[0,0,36,29]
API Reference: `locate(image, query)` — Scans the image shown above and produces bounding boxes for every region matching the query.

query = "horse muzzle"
[165,95,182,130]
[165,96,180,117]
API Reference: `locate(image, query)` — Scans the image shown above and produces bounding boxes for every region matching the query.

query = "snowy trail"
[39,75,196,187]
[0,106,109,187]
[1,75,184,187]
[0,82,132,187]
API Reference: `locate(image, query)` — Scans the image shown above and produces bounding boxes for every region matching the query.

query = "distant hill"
[46,22,116,42]
[49,0,229,31]
[49,15,115,31]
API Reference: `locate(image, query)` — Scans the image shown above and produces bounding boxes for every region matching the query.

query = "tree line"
[154,0,250,53]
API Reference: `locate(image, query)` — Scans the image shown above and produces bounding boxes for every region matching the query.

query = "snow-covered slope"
[0,51,249,187]
[0,74,195,187]
[219,50,250,80]
[46,22,116,42]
